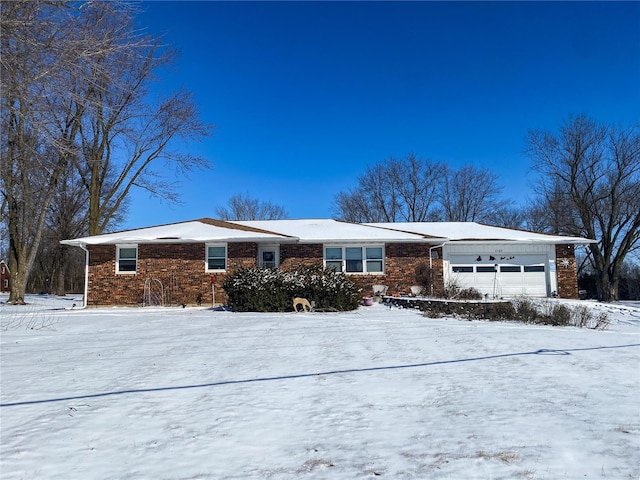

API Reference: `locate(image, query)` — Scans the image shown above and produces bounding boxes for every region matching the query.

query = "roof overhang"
[60,218,295,247]
[444,238,598,245]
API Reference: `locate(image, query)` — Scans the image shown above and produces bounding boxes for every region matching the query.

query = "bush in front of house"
[222,265,362,312]
[419,296,609,329]
[443,280,483,300]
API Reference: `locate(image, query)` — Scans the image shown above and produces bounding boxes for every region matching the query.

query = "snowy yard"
[1,295,639,480]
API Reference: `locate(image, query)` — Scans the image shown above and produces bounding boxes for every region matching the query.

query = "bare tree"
[44,162,90,295]
[1,1,212,303]
[216,193,288,220]
[527,115,640,301]
[437,164,509,223]
[332,154,443,222]
[67,2,212,235]
[333,188,381,223]
[491,205,526,229]
[388,153,442,222]
[1,1,78,304]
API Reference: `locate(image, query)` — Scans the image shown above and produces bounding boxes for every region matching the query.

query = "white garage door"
[449,254,548,297]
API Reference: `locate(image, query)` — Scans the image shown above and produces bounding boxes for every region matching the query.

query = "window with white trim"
[116,245,137,274]
[324,245,384,273]
[206,244,227,271]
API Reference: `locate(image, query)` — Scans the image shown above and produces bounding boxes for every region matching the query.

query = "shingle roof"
[366,222,596,244]
[61,218,596,246]
[60,218,293,246]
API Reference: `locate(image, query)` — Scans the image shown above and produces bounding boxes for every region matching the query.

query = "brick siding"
[86,242,446,306]
[280,243,441,297]
[280,244,323,269]
[88,243,261,306]
[555,243,579,299]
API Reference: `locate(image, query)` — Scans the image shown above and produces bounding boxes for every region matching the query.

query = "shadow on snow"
[2,343,639,408]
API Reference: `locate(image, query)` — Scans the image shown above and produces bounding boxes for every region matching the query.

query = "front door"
[258,245,279,268]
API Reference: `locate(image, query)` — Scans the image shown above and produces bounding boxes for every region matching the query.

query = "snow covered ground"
[1,295,639,480]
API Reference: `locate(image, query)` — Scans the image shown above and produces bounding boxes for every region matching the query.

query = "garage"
[366,221,592,299]
[446,249,552,298]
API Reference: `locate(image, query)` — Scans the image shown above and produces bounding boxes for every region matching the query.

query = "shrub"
[418,296,608,330]
[569,305,610,329]
[536,300,572,326]
[223,265,362,312]
[548,304,572,326]
[486,302,516,320]
[458,287,483,300]
[571,305,593,328]
[415,262,432,291]
[443,280,483,300]
[512,297,540,324]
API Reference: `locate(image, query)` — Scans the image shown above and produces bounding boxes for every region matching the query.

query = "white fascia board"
[445,238,597,246]
[366,222,596,245]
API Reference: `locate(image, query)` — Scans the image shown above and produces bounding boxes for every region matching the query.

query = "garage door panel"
[449,254,549,297]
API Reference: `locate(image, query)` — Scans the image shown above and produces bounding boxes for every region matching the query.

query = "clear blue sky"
[124,1,640,229]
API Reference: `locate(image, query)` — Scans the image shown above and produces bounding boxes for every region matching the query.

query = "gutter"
[78,244,89,309]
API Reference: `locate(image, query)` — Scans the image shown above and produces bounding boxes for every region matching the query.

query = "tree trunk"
[7,244,27,305]
[53,245,68,296]
[595,269,619,302]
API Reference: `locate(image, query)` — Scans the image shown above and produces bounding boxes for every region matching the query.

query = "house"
[0,260,10,293]
[61,218,595,307]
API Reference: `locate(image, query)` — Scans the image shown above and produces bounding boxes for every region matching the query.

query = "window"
[3,279,8,289]
[206,244,227,271]
[365,247,384,273]
[452,266,473,273]
[261,251,275,268]
[325,247,342,272]
[477,266,497,273]
[524,265,545,272]
[346,247,362,272]
[116,245,137,274]
[325,245,384,273]
[500,266,521,273]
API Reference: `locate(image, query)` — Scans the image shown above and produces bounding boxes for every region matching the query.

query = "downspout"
[78,244,89,309]
[429,243,446,297]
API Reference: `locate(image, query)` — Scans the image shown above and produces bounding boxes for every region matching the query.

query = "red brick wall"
[429,248,445,297]
[555,243,579,299]
[280,242,442,297]
[227,243,258,271]
[87,243,259,306]
[86,241,446,305]
[280,244,323,269]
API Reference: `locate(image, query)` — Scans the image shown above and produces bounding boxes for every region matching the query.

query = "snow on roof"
[60,218,293,247]
[231,219,438,243]
[61,218,595,247]
[367,222,596,244]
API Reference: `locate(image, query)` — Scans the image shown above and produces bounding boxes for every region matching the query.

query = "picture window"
[325,245,384,274]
